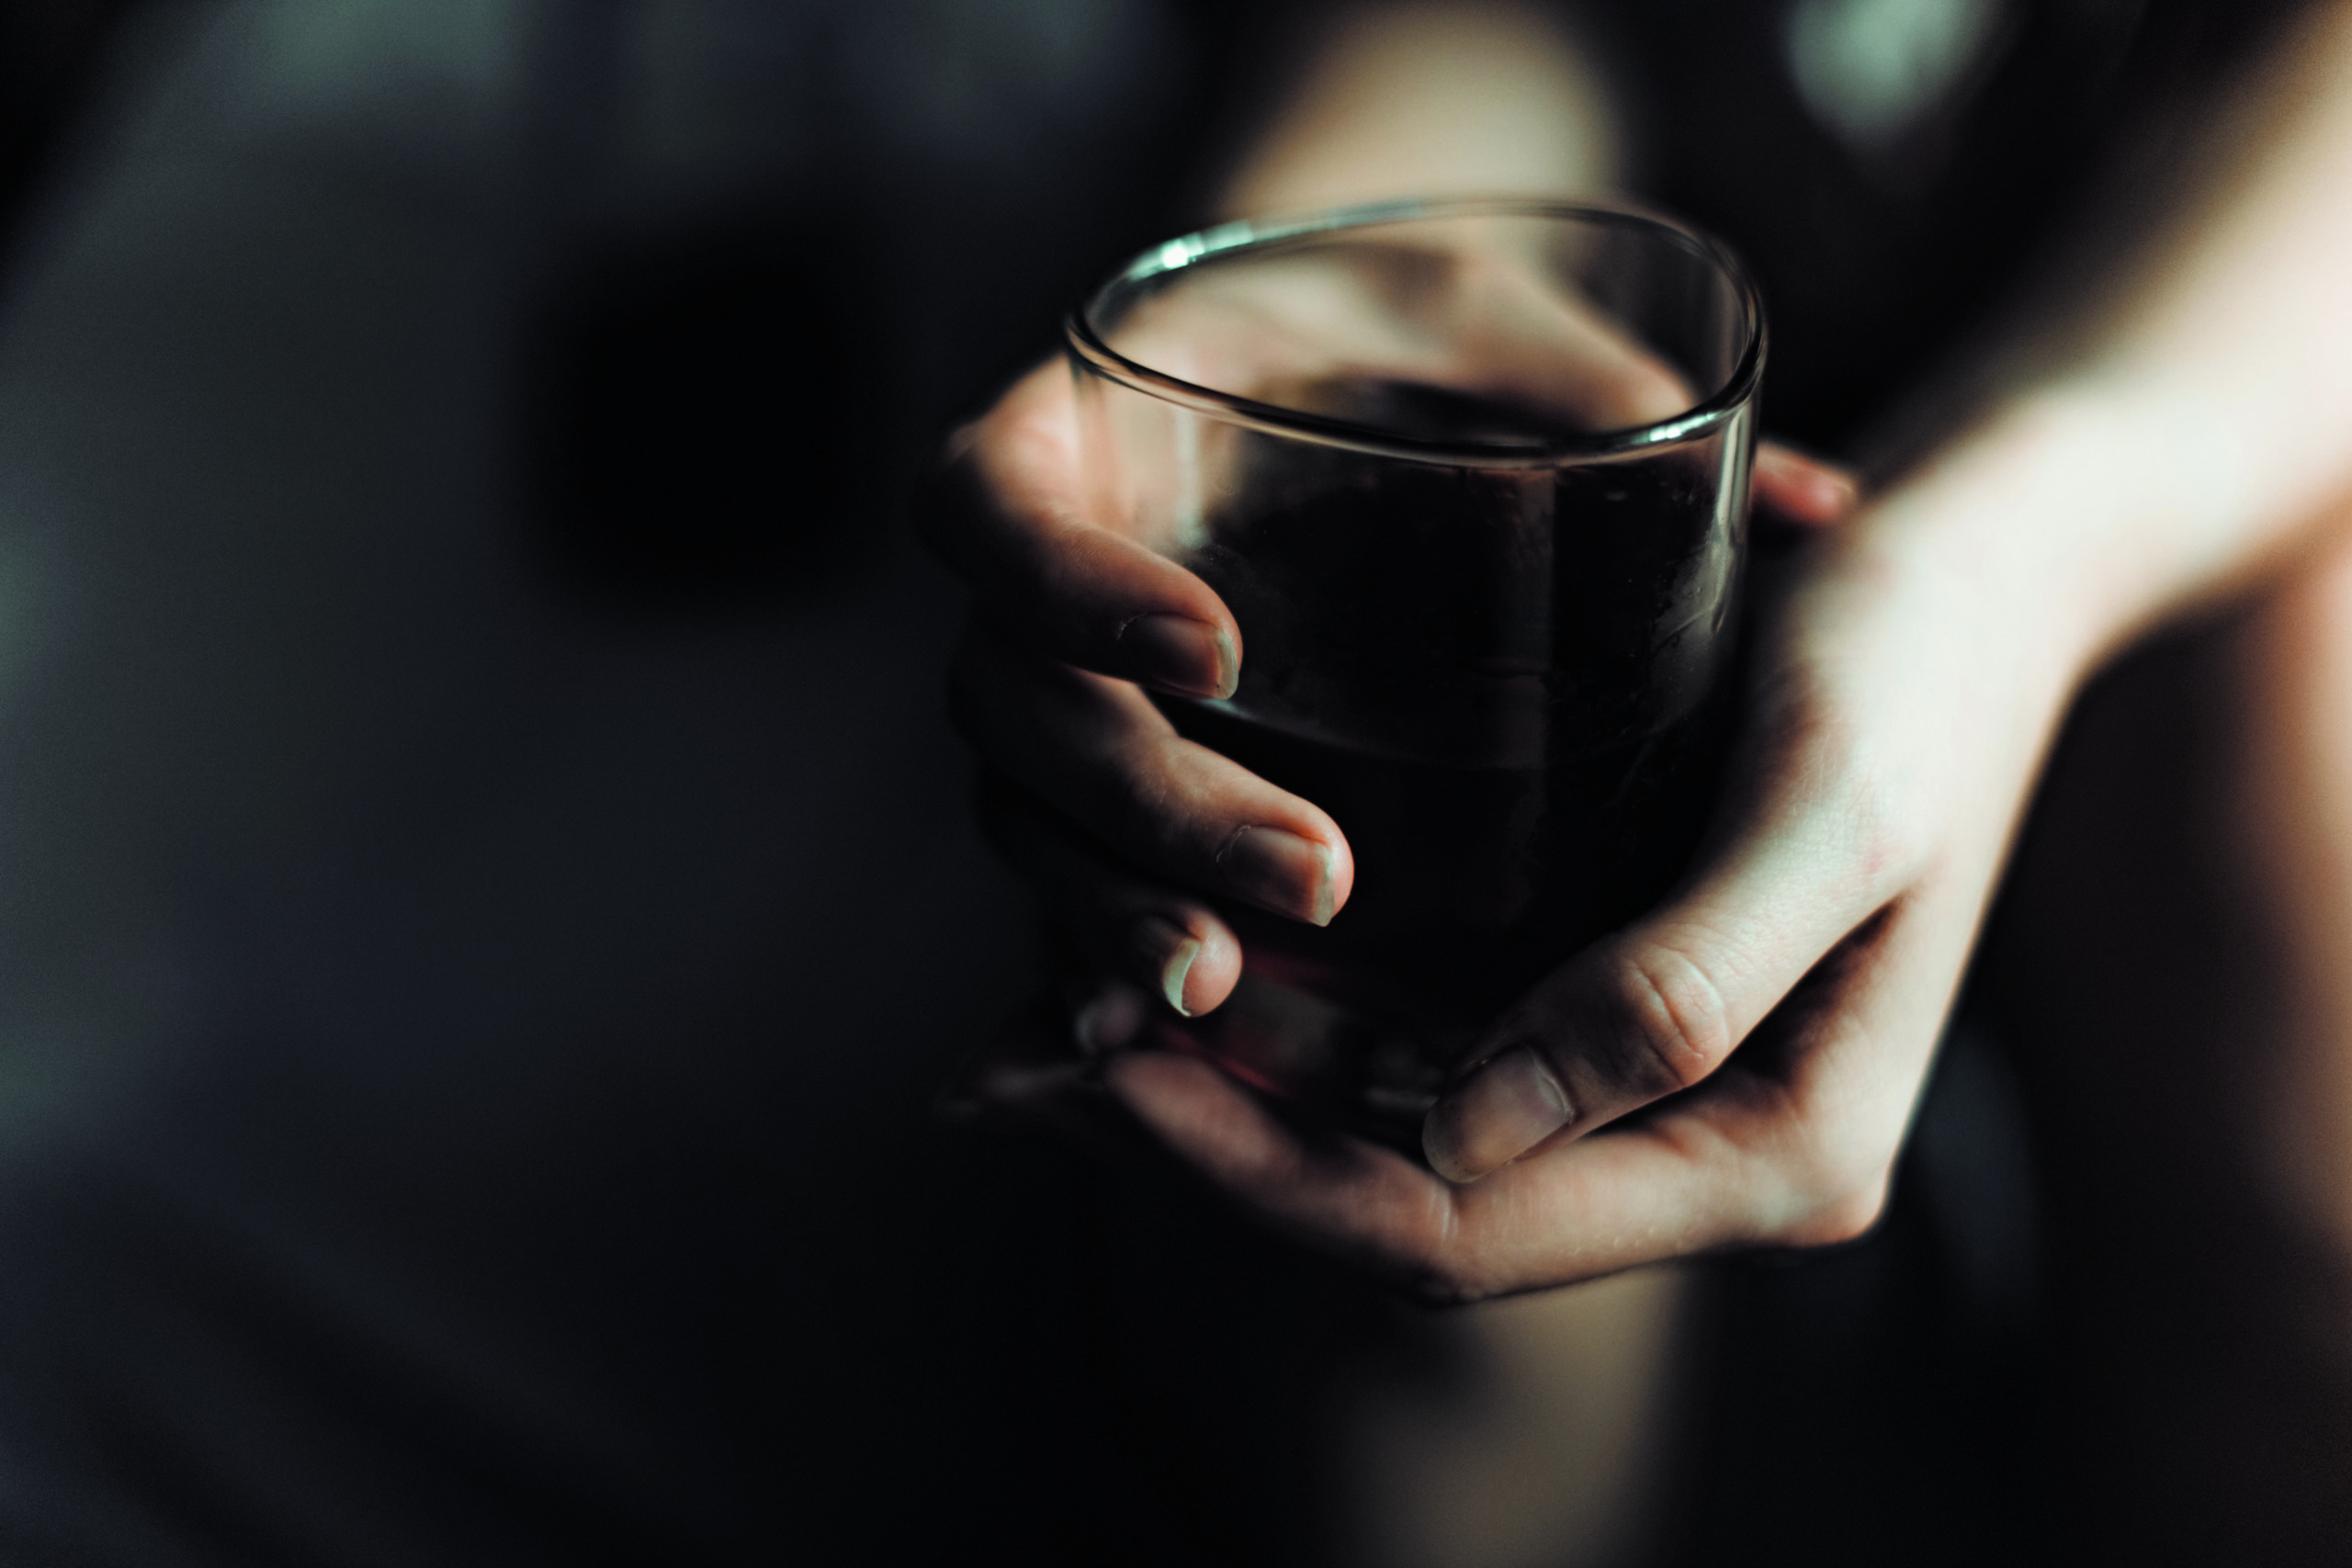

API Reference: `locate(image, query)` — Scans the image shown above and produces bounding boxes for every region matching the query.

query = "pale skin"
[929,0,2352,1540]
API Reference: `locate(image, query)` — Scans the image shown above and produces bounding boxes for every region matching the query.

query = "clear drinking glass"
[1068,197,1765,1147]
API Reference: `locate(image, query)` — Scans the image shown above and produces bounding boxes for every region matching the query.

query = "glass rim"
[1064,195,1767,468]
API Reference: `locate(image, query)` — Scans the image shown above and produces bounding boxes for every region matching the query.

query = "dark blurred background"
[0,2,2316,1563]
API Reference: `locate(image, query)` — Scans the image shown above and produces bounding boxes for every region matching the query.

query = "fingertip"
[1321,831,1355,923]
[1126,916,1199,1016]
[1129,915,1241,1018]
[1120,613,1241,699]
[1421,1044,1573,1184]
[1754,444,1860,527]
[1210,625,1241,700]
[1793,468,1860,524]
[1217,824,1350,926]
[1159,937,1203,1016]
[1301,835,1341,928]
[1180,922,1245,1015]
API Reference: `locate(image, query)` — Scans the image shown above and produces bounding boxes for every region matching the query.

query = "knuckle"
[1747,678,1928,888]
[1834,780,1925,889]
[1784,1168,1894,1248]
[1105,736,1224,870]
[1099,736,1183,849]
[1760,1132,1895,1248]
[1602,943,1734,1096]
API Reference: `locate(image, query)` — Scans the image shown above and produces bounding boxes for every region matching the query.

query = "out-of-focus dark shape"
[520,210,889,608]
[1618,0,2316,450]
[0,0,146,252]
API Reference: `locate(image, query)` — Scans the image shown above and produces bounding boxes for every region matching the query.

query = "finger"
[979,775,1246,1017]
[1102,1048,1472,1287]
[1111,879,1979,1295]
[1067,976,1154,1056]
[918,359,1242,698]
[1102,1046,1758,1298]
[1421,739,1907,1183]
[938,996,1094,1125]
[952,622,1354,925]
[938,992,1179,1169]
[1753,442,1860,528]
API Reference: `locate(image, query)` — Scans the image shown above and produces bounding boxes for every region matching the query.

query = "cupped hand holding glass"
[1063,203,1771,1145]
[923,202,1952,1300]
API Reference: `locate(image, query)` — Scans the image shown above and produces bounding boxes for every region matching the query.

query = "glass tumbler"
[1068,197,1765,1147]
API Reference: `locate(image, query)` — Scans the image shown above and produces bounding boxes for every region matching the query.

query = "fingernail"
[1217,826,1337,925]
[1122,614,1238,699]
[1129,917,1203,1017]
[1422,1045,1572,1183]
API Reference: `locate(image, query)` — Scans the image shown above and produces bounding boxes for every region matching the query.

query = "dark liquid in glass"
[1146,386,1747,1142]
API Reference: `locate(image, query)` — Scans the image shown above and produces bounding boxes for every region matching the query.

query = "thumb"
[1422,819,1890,1183]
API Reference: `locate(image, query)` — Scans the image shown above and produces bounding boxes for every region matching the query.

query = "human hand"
[1070,480,2081,1299]
[926,355,1994,1297]
[927,356,1857,1029]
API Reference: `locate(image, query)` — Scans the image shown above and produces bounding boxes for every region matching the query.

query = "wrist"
[1861,385,2205,692]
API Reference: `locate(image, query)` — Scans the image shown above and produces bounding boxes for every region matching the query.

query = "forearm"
[1882,0,2352,674]
[1216,2,1620,218]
